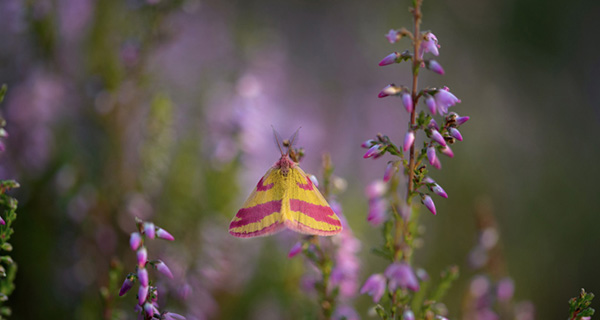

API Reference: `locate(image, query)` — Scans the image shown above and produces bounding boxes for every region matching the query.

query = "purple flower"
[385,29,399,43]
[366,180,387,199]
[378,84,401,98]
[416,268,429,281]
[363,145,381,159]
[378,52,399,66]
[309,175,319,188]
[361,139,376,148]
[138,267,149,287]
[333,305,359,320]
[403,131,415,152]
[425,95,437,115]
[419,32,439,58]
[428,118,440,131]
[434,88,461,115]
[403,310,415,320]
[422,195,436,215]
[137,246,148,267]
[385,263,420,291]
[288,242,303,258]
[143,222,155,239]
[402,93,413,112]
[155,260,174,279]
[163,312,187,320]
[130,232,142,250]
[431,156,442,170]
[360,273,386,302]
[427,147,437,166]
[0,216,5,226]
[440,145,454,158]
[119,276,135,296]
[156,227,174,241]
[431,183,448,199]
[143,302,154,317]
[138,284,149,305]
[367,198,387,226]
[383,162,396,182]
[496,277,515,302]
[456,115,470,126]
[430,129,447,147]
[427,60,445,75]
[449,127,463,141]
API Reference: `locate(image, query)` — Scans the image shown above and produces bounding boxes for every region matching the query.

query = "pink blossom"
[360,273,386,302]
[430,129,447,147]
[434,88,461,115]
[496,277,515,302]
[119,276,135,296]
[363,145,381,159]
[156,227,174,241]
[449,127,463,141]
[383,162,397,182]
[425,95,437,115]
[431,156,442,170]
[422,195,436,215]
[385,263,419,291]
[288,242,303,258]
[431,183,448,199]
[427,147,437,166]
[130,232,142,250]
[378,84,401,98]
[403,310,415,320]
[138,284,149,304]
[428,118,439,131]
[367,198,387,226]
[440,145,454,158]
[143,302,155,317]
[137,247,148,267]
[385,29,399,43]
[366,180,387,198]
[361,139,376,148]
[143,222,155,239]
[427,60,444,75]
[378,52,399,66]
[138,267,149,287]
[163,312,187,320]
[419,32,439,58]
[155,260,174,279]
[403,131,415,152]
[402,93,413,112]
[456,115,470,126]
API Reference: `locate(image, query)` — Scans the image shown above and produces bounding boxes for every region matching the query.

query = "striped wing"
[229,168,286,238]
[282,167,342,236]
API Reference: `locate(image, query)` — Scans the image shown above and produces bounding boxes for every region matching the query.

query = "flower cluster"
[119,218,185,320]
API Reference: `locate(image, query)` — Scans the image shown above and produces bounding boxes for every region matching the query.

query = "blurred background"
[0,0,598,319]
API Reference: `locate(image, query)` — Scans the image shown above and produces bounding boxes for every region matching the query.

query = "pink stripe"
[229,200,282,229]
[256,176,274,191]
[230,221,284,238]
[289,199,342,227]
[284,219,341,236]
[297,176,314,190]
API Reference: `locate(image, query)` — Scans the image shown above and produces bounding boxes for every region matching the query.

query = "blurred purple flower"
[155,260,174,279]
[427,147,437,166]
[402,93,413,112]
[367,198,387,226]
[456,115,470,126]
[378,84,401,98]
[419,32,439,58]
[360,273,386,302]
[130,232,142,250]
[440,145,454,158]
[288,242,303,258]
[427,60,445,75]
[403,310,415,320]
[163,312,187,320]
[424,177,448,198]
[468,245,489,269]
[363,145,381,159]
[431,156,442,170]
[379,52,399,66]
[385,263,419,291]
[422,195,436,215]
[383,162,396,182]
[138,284,149,305]
[385,29,399,43]
[144,222,155,239]
[469,275,490,298]
[434,88,461,115]
[138,267,149,287]
[333,305,359,320]
[403,131,415,152]
[496,277,515,302]
[0,216,5,226]
[449,127,463,141]
[137,247,148,267]
[426,95,437,115]
[119,276,135,296]
[156,227,175,241]
[430,129,446,147]
[475,309,499,320]
[416,268,429,281]
[366,180,387,199]
[144,302,154,317]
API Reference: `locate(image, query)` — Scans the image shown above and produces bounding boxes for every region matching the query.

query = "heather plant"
[359,0,466,318]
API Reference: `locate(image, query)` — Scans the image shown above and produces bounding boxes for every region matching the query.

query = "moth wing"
[283,167,342,236]
[229,168,286,238]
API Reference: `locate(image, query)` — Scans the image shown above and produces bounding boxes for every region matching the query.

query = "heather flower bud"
[130,232,142,250]
[363,145,381,159]
[360,273,386,303]
[426,60,445,75]
[402,93,413,112]
[431,156,442,170]
[366,180,387,199]
[425,95,437,115]
[434,88,461,115]
[309,175,319,188]
[428,118,439,131]
[430,129,446,147]
[403,310,416,320]
[403,131,415,152]
[155,260,174,279]
[361,139,376,148]
[288,242,303,258]
[427,147,437,166]
[420,32,439,58]
[456,115,470,126]
[138,283,149,304]
[143,302,154,317]
[383,162,397,182]
[449,127,463,141]
[137,247,148,267]
[163,312,186,320]
[440,145,454,158]
[385,263,420,291]
[367,198,387,226]
[431,183,448,198]
[497,277,515,302]
[378,84,401,98]
[143,222,155,239]
[378,52,399,66]
[119,276,135,296]
[0,216,5,226]
[422,195,436,215]
[138,267,149,287]
[385,29,400,43]
[156,227,175,241]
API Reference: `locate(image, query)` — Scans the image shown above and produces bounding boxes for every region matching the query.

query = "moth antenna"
[271,125,284,156]
[288,127,301,150]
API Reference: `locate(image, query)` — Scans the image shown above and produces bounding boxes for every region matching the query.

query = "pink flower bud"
[403,310,415,320]
[419,32,439,58]
[378,84,401,98]
[308,175,319,188]
[431,156,442,170]
[143,222,155,239]
[138,285,149,305]
[137,247,148,267]
[430,129,446,146]
[130,232,142,251]
[385,263,420,291]
[385,29,399,43]
[288,242,303,258]
[119,276,135,296]
[366,180,387,199]
[427,147,437,166]
[440,145,454,158]
[422,195,436,215]
[434,88,461,115]
[155,260,174,279]
[403,131,415,152]
[143,302,154,317]
[431,183,448,198]
[138,267,149,287]
[425,95,437,115]
[360,273,386,303]
[427,60,444,75]
[156,227,174,241]
[0,216,5,226]
[402,93,413,112]
[378,52,399,66]
[456,115,470,126]
[383,162,396,182]
[449,127,463,141]
[363,145,381,159]
[428,118,439,131]
[163,312,187,320]
[361,139,376,148]
[497,277,515,302]
[367,198,387,226]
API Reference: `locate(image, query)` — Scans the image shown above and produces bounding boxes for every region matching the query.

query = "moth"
[229,131,342,238]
